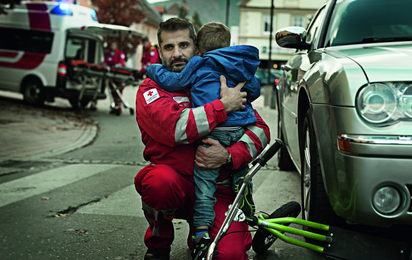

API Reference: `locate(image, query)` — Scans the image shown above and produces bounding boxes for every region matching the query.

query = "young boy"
[146,21,261,258]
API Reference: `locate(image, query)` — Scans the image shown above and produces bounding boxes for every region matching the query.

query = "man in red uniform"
[135,18,270,260]
[104,41,126,114]
[140,36,161,77]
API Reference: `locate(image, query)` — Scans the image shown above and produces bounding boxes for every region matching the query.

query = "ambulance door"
[59,31,104,108]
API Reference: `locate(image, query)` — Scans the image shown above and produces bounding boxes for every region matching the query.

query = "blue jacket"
[146,45,261,127]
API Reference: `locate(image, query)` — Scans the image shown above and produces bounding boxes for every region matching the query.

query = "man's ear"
[195,44,200,56]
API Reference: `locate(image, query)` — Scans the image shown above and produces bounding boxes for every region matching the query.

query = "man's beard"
[163,57,188,72]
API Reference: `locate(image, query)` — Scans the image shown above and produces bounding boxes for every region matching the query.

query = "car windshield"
[325,0,412,47]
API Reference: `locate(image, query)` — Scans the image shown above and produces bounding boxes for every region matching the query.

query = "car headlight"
[356,83,412,124]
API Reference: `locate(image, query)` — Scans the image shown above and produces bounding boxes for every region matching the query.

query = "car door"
[280,5,328,169]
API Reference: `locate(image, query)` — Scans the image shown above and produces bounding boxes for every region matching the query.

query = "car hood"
[336,42,412,82]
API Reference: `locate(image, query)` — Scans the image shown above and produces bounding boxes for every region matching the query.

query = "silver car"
[275,0,412,229]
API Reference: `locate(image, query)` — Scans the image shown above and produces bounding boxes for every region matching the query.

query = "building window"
[262,15,275,35]
[292,16,304,27]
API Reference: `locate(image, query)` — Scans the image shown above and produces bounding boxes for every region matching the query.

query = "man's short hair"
[197,22,231,55]
[142,36,149,43]
[157,18,197,46]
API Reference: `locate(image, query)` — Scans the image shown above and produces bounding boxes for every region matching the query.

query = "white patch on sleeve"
[144,89,160,104]
[173,96,190,104]
[120,53,125,59]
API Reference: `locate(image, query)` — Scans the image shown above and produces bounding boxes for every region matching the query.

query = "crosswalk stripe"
[0,164,118,208]
[77,184,143,217]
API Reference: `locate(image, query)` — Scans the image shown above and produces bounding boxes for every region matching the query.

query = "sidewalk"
[0,92,98,162]
[0,91,276,163]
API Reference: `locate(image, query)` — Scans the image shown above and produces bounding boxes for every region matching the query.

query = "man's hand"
[219,75,247,113]
[195,138,229,169]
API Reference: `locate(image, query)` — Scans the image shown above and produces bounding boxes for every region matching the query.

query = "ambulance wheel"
[23,78,46,106]
[129,108,134,115]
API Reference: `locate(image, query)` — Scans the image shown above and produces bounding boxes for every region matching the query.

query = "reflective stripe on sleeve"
[193,106,210,137]
[175,109,190,144]
[175,107,210,144]
[238,125,268,158]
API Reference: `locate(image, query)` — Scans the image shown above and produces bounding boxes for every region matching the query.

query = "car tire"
[301,109,343,237]
[23,78,46,106]
[277,103,296,171]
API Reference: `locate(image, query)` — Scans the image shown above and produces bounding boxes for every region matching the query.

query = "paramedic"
[139,36,161,78]
[134,18,270,260]
[104,41,126,114]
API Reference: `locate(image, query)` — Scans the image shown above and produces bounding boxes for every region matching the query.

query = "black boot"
[144,246,170,260]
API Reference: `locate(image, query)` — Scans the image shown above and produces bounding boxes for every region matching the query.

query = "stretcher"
[69,60,139,114]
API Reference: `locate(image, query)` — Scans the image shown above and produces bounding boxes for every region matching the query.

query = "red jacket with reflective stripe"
[140,43,161,73]
[135,78,270,180]
[104,49,125,67]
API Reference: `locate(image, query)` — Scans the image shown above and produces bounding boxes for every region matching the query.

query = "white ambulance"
[0,1,107,108]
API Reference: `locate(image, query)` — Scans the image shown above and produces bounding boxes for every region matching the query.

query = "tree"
[93,0,146,59]
[192,11,202,33]
[0,0,21,15]
[178,0,188,21]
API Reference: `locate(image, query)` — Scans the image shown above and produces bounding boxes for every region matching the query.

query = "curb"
[22,125,99,161]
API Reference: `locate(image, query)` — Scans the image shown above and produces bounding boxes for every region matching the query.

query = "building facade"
[238,0,326,69]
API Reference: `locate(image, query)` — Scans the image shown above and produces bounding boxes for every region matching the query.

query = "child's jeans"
[193,127,248,227]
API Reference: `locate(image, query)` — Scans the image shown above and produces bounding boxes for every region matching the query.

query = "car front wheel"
[277,96,295,171]
[301,109,338,228]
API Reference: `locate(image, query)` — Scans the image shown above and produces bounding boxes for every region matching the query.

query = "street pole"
[268,0,274,85]
[226,0,230,26]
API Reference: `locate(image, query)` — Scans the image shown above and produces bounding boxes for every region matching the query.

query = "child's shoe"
[191,232,212,260]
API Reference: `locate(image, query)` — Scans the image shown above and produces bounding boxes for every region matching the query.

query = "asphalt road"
[0,86,335,260]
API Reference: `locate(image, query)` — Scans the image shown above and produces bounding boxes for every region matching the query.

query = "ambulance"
[0,1,107,108]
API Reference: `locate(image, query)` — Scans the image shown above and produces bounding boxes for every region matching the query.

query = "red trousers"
[109,81,124,109]
[134,164,252,259]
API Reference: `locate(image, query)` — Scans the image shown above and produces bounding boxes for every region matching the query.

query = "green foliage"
[192,11,202,33]
[178,5,188,20]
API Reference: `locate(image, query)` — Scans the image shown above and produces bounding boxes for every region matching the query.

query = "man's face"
[158,29,196,72]
[143,40,149,49]
[110,42,117,51]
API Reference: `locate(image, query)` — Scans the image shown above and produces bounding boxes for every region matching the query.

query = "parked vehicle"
[255,68,282,86]
[0,1,105,108]
[275,0,412,230]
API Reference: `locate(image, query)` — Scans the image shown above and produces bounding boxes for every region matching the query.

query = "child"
[146,21,261,257]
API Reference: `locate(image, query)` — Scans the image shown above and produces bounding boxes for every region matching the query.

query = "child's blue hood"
[202,45,260,82]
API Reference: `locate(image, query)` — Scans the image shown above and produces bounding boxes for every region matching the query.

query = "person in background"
[139,36,161,78]
[146,21,261,258]
[104,41,126,115]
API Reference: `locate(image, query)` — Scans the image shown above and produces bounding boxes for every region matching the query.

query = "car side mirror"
[276,27,310,50]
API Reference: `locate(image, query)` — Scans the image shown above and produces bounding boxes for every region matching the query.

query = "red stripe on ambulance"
[26,2,51,31]
[0,51,18,58]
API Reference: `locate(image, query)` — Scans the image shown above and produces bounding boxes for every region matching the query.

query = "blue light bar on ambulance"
[51,3,73,16]
[91,9,98,21]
